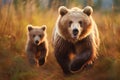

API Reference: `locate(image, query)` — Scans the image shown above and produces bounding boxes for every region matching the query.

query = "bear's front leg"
[38,42,48,66]
[70,49,93,72]
[38,50,46,66]
[55,52,71,74]
[27,51,37,65]
[53,35,73,74]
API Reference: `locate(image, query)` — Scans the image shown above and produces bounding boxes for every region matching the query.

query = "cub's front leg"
[26,50,37,65]
[38,42,48,66]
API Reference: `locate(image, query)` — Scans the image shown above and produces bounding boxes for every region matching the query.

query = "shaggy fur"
[52,6,100,74]
[25,25,48,66]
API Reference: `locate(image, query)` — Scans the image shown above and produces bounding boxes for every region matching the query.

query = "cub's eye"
[33,35,35,38]
[39,35,42,38]
[79,21,82,25]
[69,21,73,27]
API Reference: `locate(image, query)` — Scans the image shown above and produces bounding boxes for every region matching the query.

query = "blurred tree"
[93,0,102,10]
[48,0,69,9]
[0,0,12,8]
[83,0,94,7]
[35,0,41,9]
[113,0,120,12]
[13,0,27,10]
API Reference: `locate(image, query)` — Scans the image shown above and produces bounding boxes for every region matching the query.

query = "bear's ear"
[41,25,47,31]
[27,25,33,32]
[83,6,93,16]
[59,6,68,16]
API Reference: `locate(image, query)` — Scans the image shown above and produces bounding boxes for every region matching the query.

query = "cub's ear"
[83,6,93,16]
[59,6,68,16]
[41,25,47,31]
[27,25,33,32]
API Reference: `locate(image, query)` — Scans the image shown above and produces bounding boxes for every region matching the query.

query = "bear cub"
[25,25,48,66]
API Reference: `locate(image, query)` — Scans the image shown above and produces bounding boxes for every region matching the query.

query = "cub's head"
[57,6,93,42]
[27,25,47,45]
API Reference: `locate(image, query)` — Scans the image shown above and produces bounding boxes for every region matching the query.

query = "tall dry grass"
[0,2,120,80]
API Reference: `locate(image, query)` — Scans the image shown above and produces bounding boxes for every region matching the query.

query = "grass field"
[0,2,120,80]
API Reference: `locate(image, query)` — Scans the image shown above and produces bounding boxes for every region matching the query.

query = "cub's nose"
[35,40,39,44]
[73,29,79,36]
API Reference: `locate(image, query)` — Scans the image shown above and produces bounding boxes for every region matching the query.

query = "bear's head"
[57,6,93,42]
[27,25,47,45]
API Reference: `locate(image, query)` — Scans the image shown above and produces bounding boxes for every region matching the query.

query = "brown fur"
[52,6,100,74]
[25,25,48,66]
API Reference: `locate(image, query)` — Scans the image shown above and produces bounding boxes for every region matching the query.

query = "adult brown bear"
[52,6,100,74]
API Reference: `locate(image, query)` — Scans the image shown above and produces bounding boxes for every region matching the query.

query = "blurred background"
[0,0,120,80]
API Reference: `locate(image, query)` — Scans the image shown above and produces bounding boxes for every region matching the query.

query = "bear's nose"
[73,29,79,36]
[35,40,39,44]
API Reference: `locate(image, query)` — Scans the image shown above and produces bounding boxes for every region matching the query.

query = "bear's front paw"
[83,61,94,70]
[38,58,45,66]
[70,63,83,72]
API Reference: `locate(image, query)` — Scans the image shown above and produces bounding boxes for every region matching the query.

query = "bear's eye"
[33,35,35,38]
[39,35,42,38]
[79,21,82,25]
[69,21,73,27]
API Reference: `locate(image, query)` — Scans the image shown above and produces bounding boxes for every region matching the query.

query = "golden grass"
[0,2,120,80]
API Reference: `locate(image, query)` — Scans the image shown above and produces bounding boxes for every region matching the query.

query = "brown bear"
[52,6,100,74]
[25,25,48,66]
